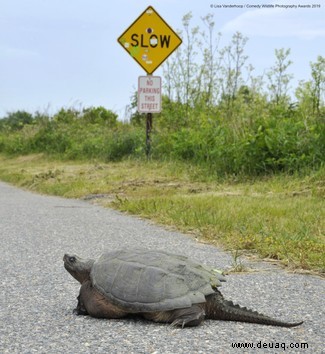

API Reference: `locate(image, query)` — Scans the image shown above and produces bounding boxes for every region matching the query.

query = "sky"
[0,0,324,119]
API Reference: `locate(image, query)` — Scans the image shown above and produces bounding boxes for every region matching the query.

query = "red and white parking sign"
[138,76,162,113]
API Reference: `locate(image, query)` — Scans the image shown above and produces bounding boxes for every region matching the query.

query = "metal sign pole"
[145,72,153,160]
[146,112,152,159]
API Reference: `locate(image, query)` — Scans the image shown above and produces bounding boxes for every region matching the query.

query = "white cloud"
[221,6,325,39]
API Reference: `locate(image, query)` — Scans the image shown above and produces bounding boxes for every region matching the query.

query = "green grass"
[0,154,324,274]
[115,193,324,271]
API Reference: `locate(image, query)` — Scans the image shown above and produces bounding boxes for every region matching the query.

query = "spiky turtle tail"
[205,291,303,328]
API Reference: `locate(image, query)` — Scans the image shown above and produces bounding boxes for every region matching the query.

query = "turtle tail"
[205,290,303,328]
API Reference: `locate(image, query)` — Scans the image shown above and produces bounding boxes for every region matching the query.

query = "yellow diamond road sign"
[118,6,182,74]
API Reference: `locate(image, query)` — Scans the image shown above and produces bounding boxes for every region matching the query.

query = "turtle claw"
[170,319,186,328]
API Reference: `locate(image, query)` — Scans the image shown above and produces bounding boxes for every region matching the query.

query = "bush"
[152,112,324,176]
[0,111,33,131]
[0,103,323,176]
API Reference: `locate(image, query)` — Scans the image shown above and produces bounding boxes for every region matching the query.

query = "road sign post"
[146,111,153,159]
[118,6,182,158]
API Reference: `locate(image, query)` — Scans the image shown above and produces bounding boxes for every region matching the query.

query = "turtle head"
[63,254,95,284]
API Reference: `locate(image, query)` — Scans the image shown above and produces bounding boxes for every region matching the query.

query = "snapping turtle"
[63,249,303,327]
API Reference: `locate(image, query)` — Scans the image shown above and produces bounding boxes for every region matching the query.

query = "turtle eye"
[69,256,76,263]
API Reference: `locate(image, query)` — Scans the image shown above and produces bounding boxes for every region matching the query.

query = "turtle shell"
[90,249,225,312]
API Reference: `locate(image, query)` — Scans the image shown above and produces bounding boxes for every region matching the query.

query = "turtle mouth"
[63,255,78,274]
[63,254,79,278]
[63,254,76,264]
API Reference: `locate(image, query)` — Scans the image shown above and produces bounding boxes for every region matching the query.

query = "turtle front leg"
[77,280,128,319]
[73,294,89,316]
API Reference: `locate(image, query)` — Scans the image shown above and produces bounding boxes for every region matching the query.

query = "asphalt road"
[0,181,323,353]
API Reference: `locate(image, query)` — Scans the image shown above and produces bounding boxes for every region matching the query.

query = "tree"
[267,48,293,105]
[310,55,325,115]
[199,14,222,108]
[163,13,200,107]
[219,32,249,102]
[296,56,325,121]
